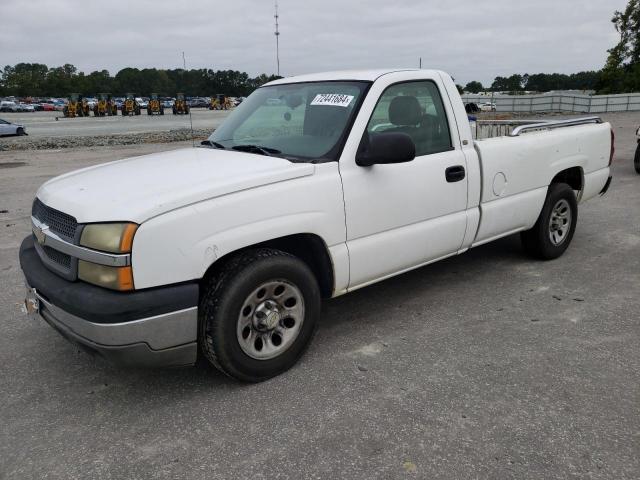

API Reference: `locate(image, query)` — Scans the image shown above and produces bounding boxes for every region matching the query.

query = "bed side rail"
[509,116,603,136]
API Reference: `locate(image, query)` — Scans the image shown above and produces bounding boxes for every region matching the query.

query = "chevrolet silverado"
[21,69,614,381]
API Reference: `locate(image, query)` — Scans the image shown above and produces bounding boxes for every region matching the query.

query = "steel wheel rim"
[549,199,572,246]
[236,280,305,360]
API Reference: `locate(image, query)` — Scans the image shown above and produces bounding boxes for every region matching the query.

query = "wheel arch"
[201,233,335,299]
[550,166,584,193]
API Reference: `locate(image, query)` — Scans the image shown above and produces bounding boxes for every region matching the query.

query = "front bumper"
[20,236,199,367]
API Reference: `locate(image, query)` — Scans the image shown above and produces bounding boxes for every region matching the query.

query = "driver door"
[340,79,469,289]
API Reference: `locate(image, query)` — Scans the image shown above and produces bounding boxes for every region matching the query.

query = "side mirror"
[356,132,416,167]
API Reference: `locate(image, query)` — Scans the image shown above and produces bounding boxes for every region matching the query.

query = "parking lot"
[0,112,638,479]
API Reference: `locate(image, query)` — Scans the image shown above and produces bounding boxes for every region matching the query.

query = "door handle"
[445,165,466,183]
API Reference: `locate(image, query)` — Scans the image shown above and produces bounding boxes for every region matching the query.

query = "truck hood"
[36,147,316,223]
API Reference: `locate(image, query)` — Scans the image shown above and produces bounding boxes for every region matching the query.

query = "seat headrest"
[389,96,421,126]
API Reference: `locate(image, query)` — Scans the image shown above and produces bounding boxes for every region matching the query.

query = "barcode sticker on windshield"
[310,94,354,107]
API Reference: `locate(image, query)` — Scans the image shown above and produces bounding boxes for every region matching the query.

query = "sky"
[0,0,629,86]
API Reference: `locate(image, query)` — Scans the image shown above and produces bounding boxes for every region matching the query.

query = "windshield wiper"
[200,140,226,149]
[231,144,281,156]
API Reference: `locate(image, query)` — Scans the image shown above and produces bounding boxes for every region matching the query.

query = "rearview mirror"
[356,132,416,167]
[285,94,303,109]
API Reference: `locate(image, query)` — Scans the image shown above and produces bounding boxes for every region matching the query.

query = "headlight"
[78,261,134,291]
[79,222,138,291]
[80,223,137,253]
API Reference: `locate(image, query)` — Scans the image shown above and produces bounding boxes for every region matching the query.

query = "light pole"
[274,1,280,76]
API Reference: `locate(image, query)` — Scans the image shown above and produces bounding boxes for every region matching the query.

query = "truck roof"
[265,68,438,85]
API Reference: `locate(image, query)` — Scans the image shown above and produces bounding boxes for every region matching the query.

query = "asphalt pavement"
[0,113,638,479]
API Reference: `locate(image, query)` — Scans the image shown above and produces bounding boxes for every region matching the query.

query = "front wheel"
[521,183,578,260]
[199,249,321,382]
[634,143,640,174]
[16,127,25,136]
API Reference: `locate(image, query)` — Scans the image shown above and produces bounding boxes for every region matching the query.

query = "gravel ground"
[0,113,638,479]
[0,129,211,151]
[0,109,230,150]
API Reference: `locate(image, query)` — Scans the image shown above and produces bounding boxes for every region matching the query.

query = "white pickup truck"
[21,69,613,382]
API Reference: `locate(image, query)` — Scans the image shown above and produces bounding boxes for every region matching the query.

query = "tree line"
[463,1,639,95]
[598,0,640,94]
[0,63,282,98]
[462,71,602,94]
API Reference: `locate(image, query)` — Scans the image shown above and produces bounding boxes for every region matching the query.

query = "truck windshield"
[207,81,370,162]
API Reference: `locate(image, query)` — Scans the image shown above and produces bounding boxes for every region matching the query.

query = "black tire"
[634,143,640,174]
[16,127,25,136]
[199,249,321,382]
[521,183,578,260]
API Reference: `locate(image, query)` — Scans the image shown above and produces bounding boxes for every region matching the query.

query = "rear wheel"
[521,183,577,260]
[199,249,321,382]
[634,143,640,174]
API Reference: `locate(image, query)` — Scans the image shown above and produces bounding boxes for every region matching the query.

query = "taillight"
[609,128,615,166]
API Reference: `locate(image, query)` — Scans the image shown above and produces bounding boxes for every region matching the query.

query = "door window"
[366,81,453,156]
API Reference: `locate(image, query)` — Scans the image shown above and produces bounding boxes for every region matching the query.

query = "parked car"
[40,103,55,111]
[20,68,613,382]
[188,97,209,108]
[0,118,27,136]
[465,102,480,113]
[135,97,148,109]
[0,100,19,112]
[18,103,35,112]
[480,102,497,112]
[635,126,640,174]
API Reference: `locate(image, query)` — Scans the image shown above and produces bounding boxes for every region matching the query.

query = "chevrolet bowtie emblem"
[33,224,49,245]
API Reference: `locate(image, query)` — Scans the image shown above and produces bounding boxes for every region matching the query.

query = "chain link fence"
[462,93,640,113]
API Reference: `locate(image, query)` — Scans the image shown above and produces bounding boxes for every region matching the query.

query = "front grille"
[42,245,72,269]
[32,198,78,242]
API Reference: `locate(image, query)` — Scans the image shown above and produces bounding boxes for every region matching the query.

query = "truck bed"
[469,119,612,246]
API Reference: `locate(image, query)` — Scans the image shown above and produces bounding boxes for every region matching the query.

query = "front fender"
[131,163,346,289]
